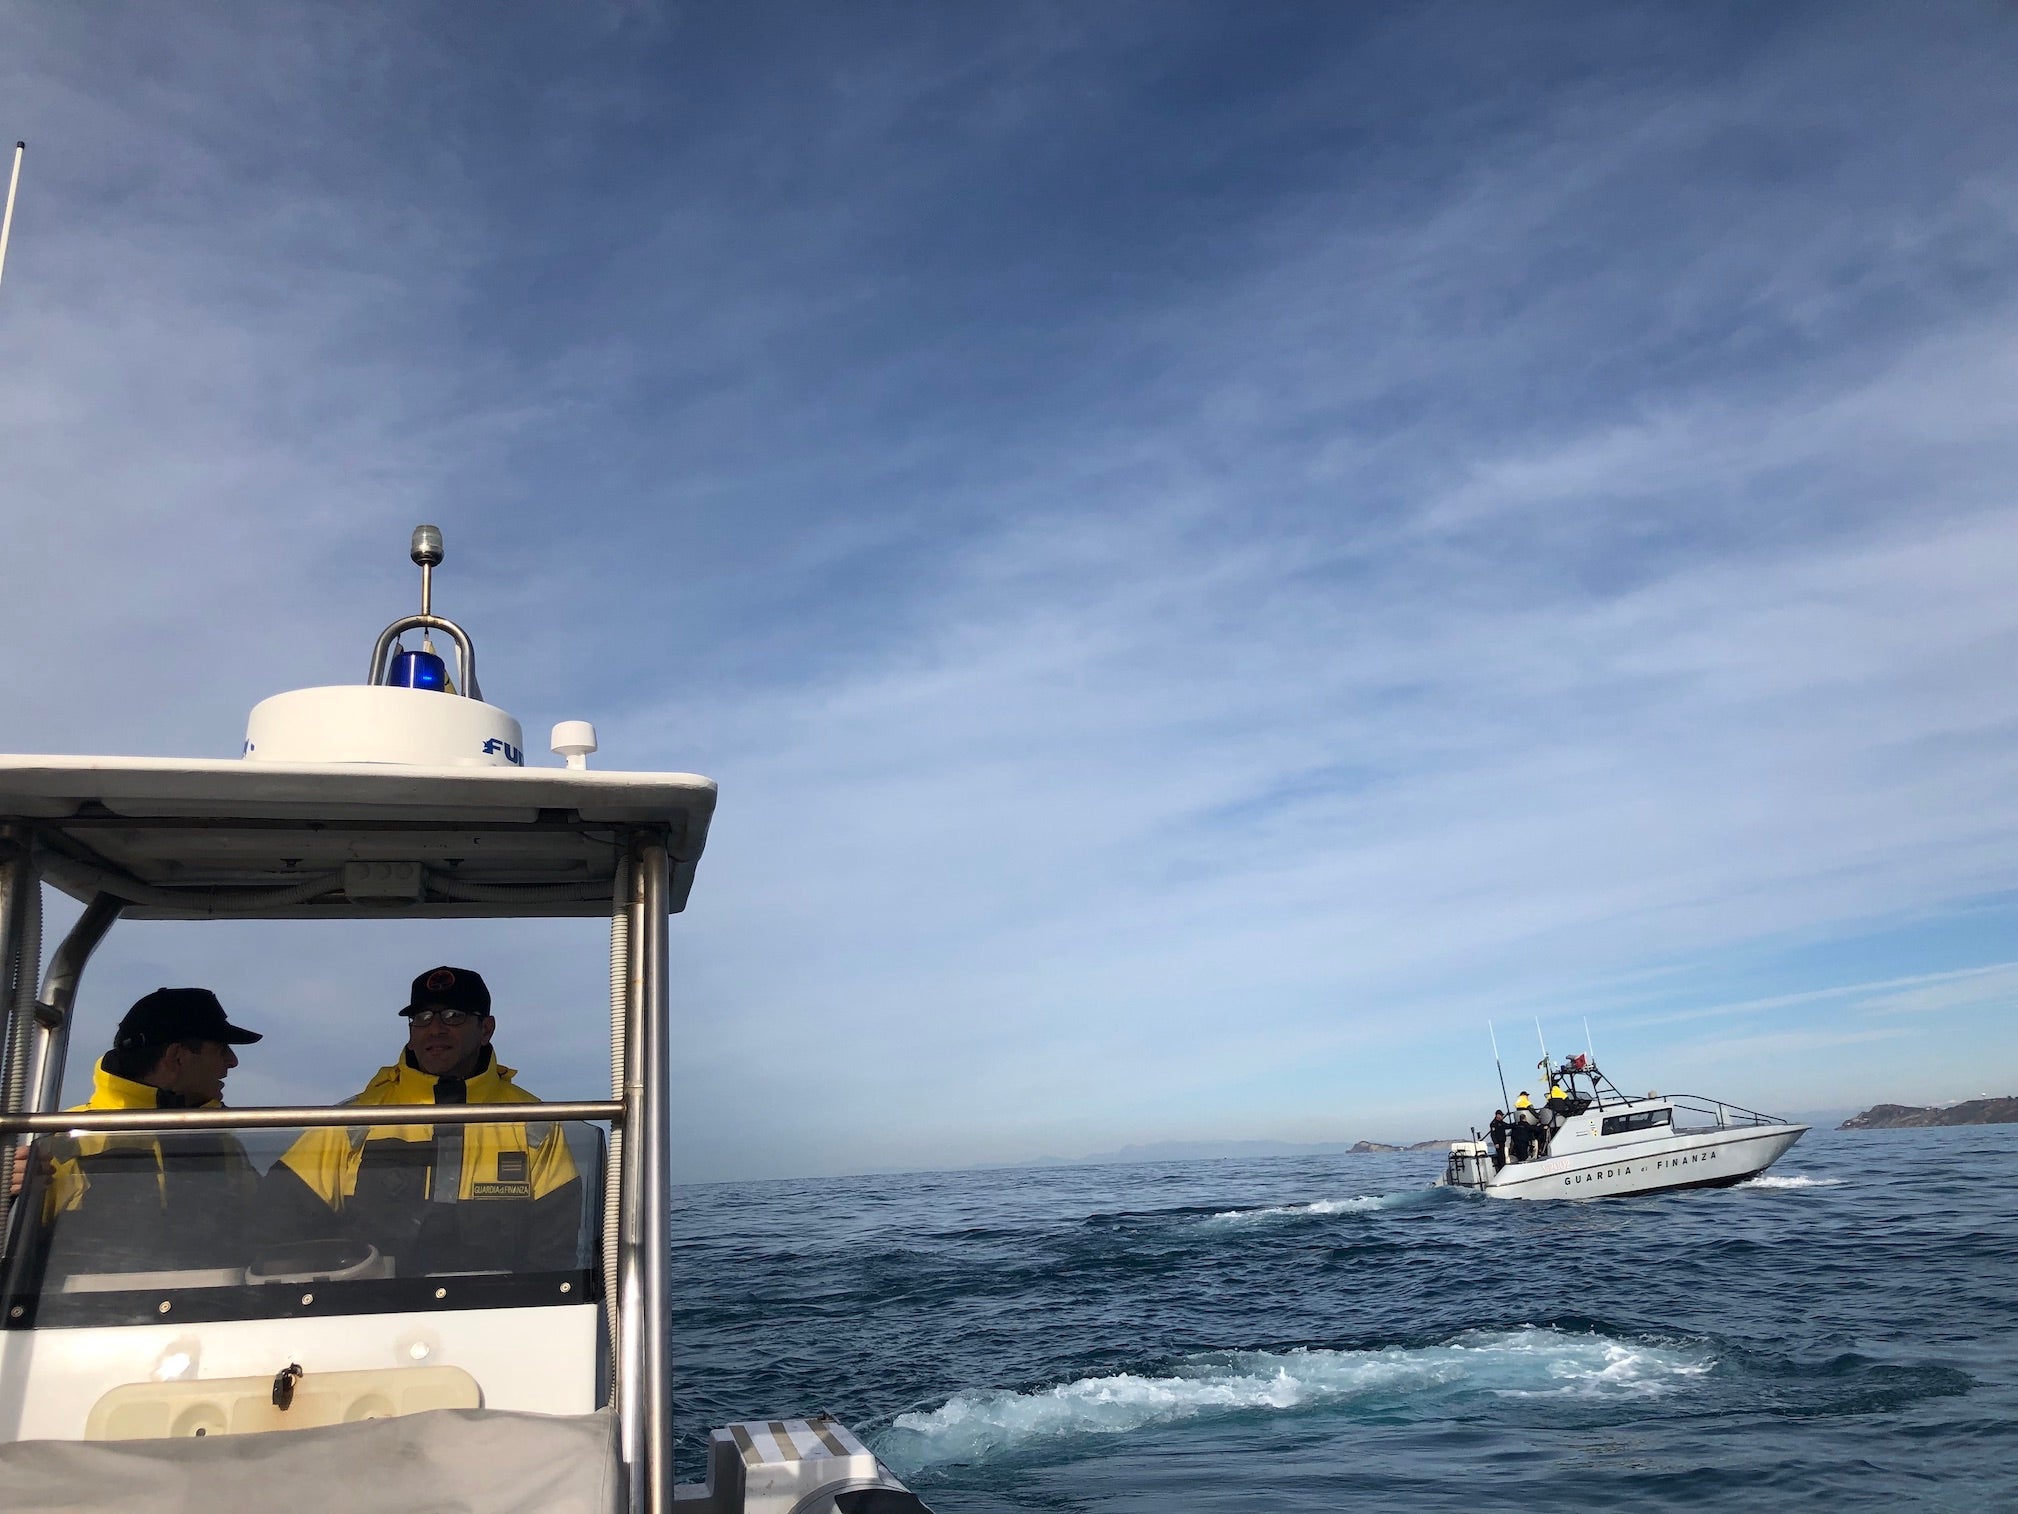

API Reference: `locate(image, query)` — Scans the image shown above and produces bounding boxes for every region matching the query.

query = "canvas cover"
[0,1405,619,1514]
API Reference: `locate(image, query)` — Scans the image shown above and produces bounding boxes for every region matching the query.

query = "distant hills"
[1839,1097,2018,1130]
[1012,1137,1453,1168]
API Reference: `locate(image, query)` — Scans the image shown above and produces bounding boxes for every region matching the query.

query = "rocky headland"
[1839,1096,2018,1130]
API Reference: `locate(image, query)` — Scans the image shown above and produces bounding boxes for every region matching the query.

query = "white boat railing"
[1664,1092,1788,1130]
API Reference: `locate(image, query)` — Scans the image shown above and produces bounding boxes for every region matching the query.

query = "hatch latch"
[270,1363,304,1412]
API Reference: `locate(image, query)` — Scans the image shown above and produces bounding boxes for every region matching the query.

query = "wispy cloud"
[2,3,2013,1176]
[1617,962,2018,1030]
[1848,964,2018,1020]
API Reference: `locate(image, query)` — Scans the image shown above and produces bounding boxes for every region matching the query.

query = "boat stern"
[1440,1140,1493,1190]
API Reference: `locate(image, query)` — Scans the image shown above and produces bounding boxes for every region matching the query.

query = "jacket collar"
[391,1045,513,1098]
[85,1059,217,1111]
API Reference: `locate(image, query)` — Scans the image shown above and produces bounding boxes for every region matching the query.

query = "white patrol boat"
[1439,1053,1808,1200]
[0,529,932,1513]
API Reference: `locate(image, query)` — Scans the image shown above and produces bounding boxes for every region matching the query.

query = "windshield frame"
[2,1111,609,1332]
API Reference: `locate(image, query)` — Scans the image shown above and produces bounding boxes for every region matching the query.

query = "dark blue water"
[672,1127,2018,1511]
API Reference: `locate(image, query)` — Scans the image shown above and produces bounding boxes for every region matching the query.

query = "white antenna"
[1583,1016,1596,1064]
[0,143,24,297]
[1535,1017,1550,1075]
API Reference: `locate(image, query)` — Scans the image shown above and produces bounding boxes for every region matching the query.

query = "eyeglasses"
[405,1007,479,1028]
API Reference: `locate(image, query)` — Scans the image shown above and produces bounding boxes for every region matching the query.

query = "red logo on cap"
[426,968,457,992]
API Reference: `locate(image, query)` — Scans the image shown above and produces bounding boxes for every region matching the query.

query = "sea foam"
[1739,1174,1844,1190]
[1203,1193,1406,1223]
[879,1327,1713,1471]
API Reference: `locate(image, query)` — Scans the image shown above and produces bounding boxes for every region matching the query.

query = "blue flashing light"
[389,648,449,691]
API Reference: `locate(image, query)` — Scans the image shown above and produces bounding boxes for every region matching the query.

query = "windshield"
[2,1119,605,1330]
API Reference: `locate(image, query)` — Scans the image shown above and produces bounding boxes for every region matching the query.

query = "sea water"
[672,1126,2018,1511]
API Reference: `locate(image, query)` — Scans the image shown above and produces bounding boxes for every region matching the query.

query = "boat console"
[0,529,931,1512]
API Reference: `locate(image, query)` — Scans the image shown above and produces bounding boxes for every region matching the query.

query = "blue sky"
[1,3,2013,1180]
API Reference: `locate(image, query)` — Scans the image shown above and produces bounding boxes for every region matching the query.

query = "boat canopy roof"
[0,755,716,921]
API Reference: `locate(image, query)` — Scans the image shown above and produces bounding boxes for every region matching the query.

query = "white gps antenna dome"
[551,721,598,770]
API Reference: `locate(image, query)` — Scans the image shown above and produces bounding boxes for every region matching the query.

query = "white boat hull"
[1468,1123,1807,1200]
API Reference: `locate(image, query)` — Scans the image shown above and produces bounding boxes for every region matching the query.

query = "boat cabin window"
[1600,1108,1673,1136]
[2,1120,605,1330]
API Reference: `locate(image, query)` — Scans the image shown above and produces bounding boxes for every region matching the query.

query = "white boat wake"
[1202,1192,1415,1223]
[1737,1173,1843,1189]
[878,1327,1714,1471]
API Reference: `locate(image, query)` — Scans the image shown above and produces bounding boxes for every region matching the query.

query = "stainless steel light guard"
[367,614,483,701]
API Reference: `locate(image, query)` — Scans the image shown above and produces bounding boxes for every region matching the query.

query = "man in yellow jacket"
[261,966,581,1276]
[40,987,264,1275]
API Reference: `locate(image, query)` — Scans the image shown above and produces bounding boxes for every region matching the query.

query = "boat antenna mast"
[1535,1017,1552,1086]
[1487,1020,1511,1114]
[0,142,25,298]
[366,525,484,700]
[410,524,452,690]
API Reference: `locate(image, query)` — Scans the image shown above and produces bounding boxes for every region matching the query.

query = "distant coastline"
[1839,1096,2018,1130]
[1004,1137,1455,1169]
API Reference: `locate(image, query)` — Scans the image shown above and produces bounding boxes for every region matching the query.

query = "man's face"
[406,1005,495,1078]
[155,1040,238,1104]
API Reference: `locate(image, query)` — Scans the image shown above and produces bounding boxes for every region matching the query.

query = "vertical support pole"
[617,834,650,1513]
[638,834,674,1502]
[0,833,43,1113]
[0,829,41,1252]
[0,831,23,1118]
[29,893,124,1114]
[602,854,630,1419]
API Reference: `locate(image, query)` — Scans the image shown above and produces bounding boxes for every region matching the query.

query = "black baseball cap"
[114,988,263,1049]
[400,965,492,1019]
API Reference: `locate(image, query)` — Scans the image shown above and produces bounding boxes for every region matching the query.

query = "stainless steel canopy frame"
[614,834,677,1513]
[0,828,37,1247]
[27,892,122,1124]
[609,835,674,1509]
[0,822,684,1512]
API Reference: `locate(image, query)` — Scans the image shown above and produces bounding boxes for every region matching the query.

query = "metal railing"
[1666,1092,1788,1130]
[0,1101,623,1134]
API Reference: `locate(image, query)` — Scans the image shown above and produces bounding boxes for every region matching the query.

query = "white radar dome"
[243,686,527,768]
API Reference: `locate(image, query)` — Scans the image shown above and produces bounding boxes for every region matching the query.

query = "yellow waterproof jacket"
[41,1060,258,1272]
[278,1051,576,1209]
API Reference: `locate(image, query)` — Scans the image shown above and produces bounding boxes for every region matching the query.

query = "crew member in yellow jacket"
[261,966,581,1276]
[40,987,264,1275]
